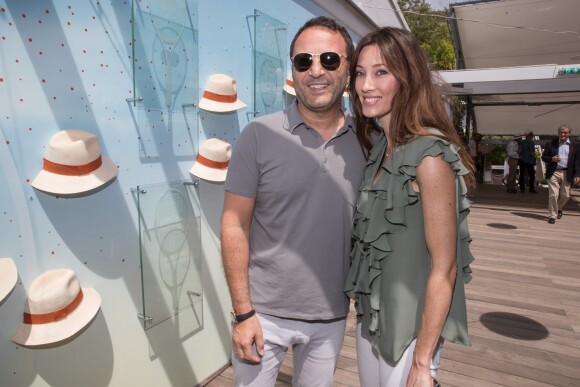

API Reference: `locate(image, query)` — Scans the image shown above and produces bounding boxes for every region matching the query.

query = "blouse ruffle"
[345,131,474,362]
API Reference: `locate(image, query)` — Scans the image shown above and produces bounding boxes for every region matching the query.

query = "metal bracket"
[137,313,153,324]
[125,97,143,103]
[247,12,260,18]
[130,188,147,194]
[182,103,197,108]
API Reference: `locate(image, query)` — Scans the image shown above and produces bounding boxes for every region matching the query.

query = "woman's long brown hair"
[349,27,475,191]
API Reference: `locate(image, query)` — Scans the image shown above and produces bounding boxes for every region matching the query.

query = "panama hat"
[283,73,296,96]
[199,74,247,113]
[11,269,101,346]
[0,257,18,303]
[31,130,118,196]
[190,138,231,182]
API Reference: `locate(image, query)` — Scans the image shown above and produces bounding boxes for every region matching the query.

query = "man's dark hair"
[289,16,354,60]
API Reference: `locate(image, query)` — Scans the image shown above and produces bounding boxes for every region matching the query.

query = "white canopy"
[444,0,580,135]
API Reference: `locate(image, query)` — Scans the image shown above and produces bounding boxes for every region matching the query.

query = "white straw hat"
[11,269,101,346]
[283,73,296,96]
[189,138,232,182]
[0,257,18,303]
[31,130,118,196]
[199,74,247,112]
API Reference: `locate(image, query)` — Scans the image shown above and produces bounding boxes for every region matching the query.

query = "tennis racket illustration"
[154,188,192,314]
[259,58,280,114]
[146,0,186,108]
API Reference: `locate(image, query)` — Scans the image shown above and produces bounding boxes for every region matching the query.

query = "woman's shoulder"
[390,128,468,176]
[402,128,454,154]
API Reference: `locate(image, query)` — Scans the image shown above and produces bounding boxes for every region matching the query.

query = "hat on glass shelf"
[513,133,523,138]
[0,257,18,303]
[283,72,296,96]
[11,269,101,346]
[31,130,118,196]
[199,74,247,112]
[190,138,232,182]
[524,130,534,137]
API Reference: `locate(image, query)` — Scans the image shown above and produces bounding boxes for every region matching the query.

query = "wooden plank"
[204,185,580,386]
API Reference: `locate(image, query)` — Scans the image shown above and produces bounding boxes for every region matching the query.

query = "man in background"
[541,125,580,224]
[519,130,538,193]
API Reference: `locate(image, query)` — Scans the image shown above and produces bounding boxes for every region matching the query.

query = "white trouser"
[356,322,443,387]
[232,312,346,387]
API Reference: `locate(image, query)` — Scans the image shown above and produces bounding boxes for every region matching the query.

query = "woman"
[345,27,475,387]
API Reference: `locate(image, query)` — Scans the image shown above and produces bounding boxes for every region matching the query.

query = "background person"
[468,133,483,183]
[519,130,538,193]
[506,134,521,193]
[221,16,366,386]
[541,125,580,224]
[345,27,475,387]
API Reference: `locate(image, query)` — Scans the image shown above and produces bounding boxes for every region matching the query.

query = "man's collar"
[284,100,303,132]
[286,100,353,134]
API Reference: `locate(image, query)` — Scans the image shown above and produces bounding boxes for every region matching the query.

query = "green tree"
[397,0,455,70]
[398,0,467,140]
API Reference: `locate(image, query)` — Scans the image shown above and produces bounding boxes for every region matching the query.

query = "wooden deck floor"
[206,184,580,387]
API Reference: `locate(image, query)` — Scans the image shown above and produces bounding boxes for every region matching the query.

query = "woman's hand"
[406,363,435,387]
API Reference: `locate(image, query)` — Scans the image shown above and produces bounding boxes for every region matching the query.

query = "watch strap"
[232,308,256,323]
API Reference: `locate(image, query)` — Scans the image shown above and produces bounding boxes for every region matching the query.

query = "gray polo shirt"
[224,101,366,320]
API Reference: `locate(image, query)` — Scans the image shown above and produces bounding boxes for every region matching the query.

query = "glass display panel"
[253,10,287,117]
[137,180,202,331]
[133,0,199,159]
[133,0,198,111]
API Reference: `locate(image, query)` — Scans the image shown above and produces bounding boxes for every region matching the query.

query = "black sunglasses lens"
[293,53,313,72]
[320,52,341,70]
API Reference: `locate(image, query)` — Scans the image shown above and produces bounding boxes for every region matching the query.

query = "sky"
[425,0,453,10]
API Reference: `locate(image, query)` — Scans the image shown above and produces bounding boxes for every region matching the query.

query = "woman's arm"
[407,154,458,387]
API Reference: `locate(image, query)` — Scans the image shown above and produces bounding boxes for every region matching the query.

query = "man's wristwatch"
[231,308,256,324]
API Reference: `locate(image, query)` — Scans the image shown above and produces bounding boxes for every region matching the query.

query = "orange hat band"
[286,79,294,88]
[43,156,103,176]
[196,154,229,169]
[23,290,84,325]
[203,90,238,103]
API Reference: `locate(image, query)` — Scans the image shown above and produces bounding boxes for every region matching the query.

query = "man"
[519,130,538,193]
[541,125,580,224]
[221,17,365,386]
[506,133,521,193]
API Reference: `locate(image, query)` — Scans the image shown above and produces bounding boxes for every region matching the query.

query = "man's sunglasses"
[291,52,345,72]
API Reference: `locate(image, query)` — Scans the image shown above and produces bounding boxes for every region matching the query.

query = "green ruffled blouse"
[345,131,474,364]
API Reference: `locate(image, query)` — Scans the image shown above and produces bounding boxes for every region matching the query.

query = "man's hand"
[232,315,264,363]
